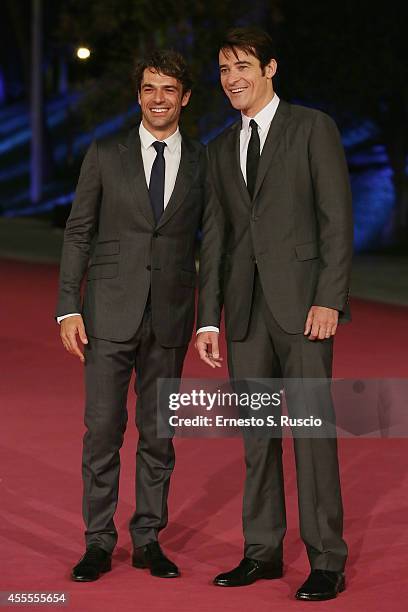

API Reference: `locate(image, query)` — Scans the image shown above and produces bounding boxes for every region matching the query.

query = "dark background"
[0,0,407,254]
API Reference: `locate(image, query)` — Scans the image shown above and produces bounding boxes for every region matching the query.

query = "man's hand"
[304,306,339,341]
[195,331,223,368]
[60,315,88,362]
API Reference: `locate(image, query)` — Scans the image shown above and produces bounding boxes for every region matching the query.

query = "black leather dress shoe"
[213,558,283,587]
[132,541,179,578]
[295,569,345,601]
[71,546,112,582]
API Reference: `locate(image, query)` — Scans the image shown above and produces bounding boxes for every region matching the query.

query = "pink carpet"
[0,259,407,611]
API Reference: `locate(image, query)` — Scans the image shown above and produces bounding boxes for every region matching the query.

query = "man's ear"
[138,90,141,105]
[181,89,192,108]
[265,59,278,80]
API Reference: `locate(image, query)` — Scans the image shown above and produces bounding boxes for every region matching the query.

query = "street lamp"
[76,47,91,60]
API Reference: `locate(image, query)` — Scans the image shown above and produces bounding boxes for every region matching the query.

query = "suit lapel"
[227,122,252,209]
[156,134,199,229]
[252,100,291,202]
[119,127,155,226]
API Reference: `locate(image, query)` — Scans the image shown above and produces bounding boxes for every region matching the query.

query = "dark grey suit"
[198,100,353,571]
[57,126,206,552]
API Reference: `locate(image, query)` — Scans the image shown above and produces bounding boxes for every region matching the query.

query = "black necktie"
[149,141,166,223]
[246,119,260,200]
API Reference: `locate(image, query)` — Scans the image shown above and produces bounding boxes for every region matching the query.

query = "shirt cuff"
[57,313,81,324]
[196,326,220,335]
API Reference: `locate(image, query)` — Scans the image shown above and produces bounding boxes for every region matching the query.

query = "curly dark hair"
[133,49,193,94]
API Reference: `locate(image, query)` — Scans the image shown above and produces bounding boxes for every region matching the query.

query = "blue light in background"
[2,191,75,217]
[341,123,399,251]
[347,145,388,166]
[341,120,378,148]
[0,161,28,182]
[351,166,395,250]
[0,93,404,253]
[0,93,80,153]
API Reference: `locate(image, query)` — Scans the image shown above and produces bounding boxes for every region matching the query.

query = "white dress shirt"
[58,123,182,324]
[196,94,280,336]
[139,121,182,207]
[239,93,280,182]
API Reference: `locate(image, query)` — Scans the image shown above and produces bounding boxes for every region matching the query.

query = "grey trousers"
[227,273,348,571]
[82,303,187,553]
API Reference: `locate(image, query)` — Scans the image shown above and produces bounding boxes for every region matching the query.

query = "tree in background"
[55,0,281,136]
[278,0,408,245]
[55,0,407,245]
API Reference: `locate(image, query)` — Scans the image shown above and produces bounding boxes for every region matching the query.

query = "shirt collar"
[139,122,181,153]
[241,93,280,134]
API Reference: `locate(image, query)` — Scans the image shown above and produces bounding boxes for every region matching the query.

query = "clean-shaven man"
[196,28,353,601]
[57,50,206,582]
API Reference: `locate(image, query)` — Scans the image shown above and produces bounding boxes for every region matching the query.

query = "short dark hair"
[220,27,277,70]
[133,49,193,94]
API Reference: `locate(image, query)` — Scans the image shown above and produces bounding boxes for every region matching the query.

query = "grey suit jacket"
[198,100,353,340]
[56,126,206,346]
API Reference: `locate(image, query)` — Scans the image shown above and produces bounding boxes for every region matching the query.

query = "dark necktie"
[246,119,260,200]
[149,141,166,223]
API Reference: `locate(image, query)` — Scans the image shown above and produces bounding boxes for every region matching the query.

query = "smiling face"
[219,46,277,117]
[138,68,191,139]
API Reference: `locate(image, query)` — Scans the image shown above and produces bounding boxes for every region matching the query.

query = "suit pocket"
[87,263,118,280]
[295,242,319,261]
[180,269,196,288]
[94,240,120,257]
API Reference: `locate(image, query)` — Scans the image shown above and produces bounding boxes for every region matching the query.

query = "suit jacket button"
[146,265,151,271]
